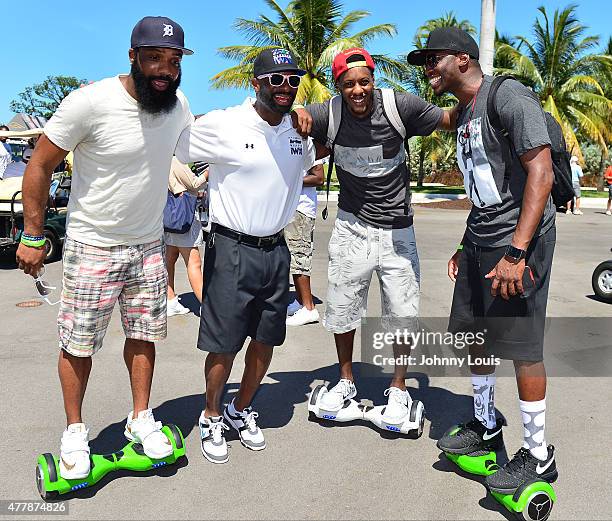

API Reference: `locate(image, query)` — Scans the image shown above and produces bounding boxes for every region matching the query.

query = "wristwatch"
[504,244,527,264]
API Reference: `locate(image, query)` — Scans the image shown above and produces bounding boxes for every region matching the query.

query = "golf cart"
[592,249,612,303]
[0,129,69,262]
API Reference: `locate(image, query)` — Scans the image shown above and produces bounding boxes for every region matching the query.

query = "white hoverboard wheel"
[308,384,327,420]
[409,400,425,438]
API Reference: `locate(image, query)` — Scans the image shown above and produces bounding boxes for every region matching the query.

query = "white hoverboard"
[307,384,425,437]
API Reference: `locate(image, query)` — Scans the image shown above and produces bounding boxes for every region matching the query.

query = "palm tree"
[495,5,612,162]
[479,0,497,75]
[210,0,399,103]
[381,13,475,186]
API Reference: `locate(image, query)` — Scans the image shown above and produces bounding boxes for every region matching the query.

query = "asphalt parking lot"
[0,203,610,520]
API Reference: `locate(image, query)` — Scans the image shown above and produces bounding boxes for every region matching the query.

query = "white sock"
[472,373,496,429]
[520,398,548,460]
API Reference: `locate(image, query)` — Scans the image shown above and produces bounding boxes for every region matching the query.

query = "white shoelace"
[242,410,259,431]
[384,387,407,406]
[209,420,229,443]
[331,379,354,399]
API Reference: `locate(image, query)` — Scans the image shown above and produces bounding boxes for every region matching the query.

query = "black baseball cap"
[407,27,478,65]
[253,48,306,77]
[131,16,193,55]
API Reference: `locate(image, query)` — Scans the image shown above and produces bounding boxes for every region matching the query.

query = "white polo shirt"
[175,98,316,237]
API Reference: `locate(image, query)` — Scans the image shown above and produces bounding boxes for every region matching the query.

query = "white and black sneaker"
[199,413,229,464]
[223,399,266,451]
[486,445,558,494]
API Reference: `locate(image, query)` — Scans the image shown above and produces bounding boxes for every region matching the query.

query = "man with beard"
[16,16,193,480]
[175,48,318,464]
[407,28,558,494]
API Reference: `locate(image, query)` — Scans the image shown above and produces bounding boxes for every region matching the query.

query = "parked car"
[592,249,612,303]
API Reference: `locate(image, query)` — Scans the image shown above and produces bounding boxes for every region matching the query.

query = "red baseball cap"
[332,48,375,81]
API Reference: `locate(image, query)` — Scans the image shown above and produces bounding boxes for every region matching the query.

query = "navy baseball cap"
[407,27,478,65]
[253,48,305,76]
[131,16,193,55]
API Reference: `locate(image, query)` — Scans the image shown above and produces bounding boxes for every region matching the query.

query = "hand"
[448,250,461,282]
[290,108,312,138]
[16,242,46,277]
[485,256,526,300]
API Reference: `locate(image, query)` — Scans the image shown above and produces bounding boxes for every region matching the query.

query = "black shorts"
[448,226,556,362]
[198,230,291,354]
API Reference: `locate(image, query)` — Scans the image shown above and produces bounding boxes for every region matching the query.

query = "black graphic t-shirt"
[456,75,556,247]
[308,89,443,228]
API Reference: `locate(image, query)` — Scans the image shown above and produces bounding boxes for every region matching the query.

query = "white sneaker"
[199,413,229,464]
[606,210,611,216]
[382,387,412,423]
[286,306,319,326]
[59,423,90,480]
[565,209,572,215]
[287,299,303,316]
[167,297,190,316]
[124,409,173,459]
[223,399,266,451]
[573,209,583,215]
[320,378,357,410]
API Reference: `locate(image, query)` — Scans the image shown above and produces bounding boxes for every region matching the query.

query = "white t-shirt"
[296,158,324,219]
[44,76,193,246]
[175,98,316,236]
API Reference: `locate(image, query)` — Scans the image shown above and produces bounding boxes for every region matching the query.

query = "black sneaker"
[437,417,504,455]
[486,445,558,494]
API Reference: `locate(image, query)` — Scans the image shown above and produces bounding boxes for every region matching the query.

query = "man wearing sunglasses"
[407,27,558,495]
[175,48,320,464]
[16,16,193,480]
[291,48,457,431]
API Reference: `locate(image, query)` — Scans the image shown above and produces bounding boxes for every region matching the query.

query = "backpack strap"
[486,75,516,189]
[326,95,342,148]
[380,88,412,215]
[322,96,342,220]
[380,88,407,139]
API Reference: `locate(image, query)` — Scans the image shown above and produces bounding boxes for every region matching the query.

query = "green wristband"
[20,236,46,248]
[457,244,464,252]
[292,103,305,111]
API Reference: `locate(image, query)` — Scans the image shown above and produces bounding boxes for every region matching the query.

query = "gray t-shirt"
[456,75,556,247]
[308,89,443,228]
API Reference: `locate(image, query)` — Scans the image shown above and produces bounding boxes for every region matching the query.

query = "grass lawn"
[410,185,465,194]
[580,190,610,198]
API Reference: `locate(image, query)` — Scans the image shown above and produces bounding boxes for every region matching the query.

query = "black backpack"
[487,75,574,207]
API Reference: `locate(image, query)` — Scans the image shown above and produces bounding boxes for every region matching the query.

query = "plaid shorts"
[58,237,167,357]
[284,211,315,276]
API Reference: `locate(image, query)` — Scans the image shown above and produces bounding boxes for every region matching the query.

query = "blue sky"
[3,1,609,124]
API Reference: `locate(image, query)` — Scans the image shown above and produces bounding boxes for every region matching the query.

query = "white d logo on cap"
[163,24,174,37]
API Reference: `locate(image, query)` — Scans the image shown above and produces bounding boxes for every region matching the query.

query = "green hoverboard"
[36,424,185,500]
[445,451,556,521]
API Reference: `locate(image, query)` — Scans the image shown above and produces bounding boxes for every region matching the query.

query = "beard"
[256,86,294,115]
[130,59,181,115]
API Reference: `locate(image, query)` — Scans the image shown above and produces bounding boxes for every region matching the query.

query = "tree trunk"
[598,150,605,192]
[418,148,426,187]
[480,0,496,75]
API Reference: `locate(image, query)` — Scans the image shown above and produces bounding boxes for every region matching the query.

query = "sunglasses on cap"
[423,52,459,69]
[257,73,301,88]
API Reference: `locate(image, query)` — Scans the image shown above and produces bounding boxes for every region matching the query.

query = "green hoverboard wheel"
[444,451,556,520]
[491,480,556,521]
[36,424,185,500]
